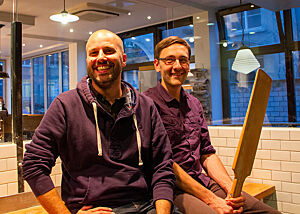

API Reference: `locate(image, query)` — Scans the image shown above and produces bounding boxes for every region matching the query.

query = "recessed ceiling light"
[196,16,200,20]
[251,4,255,7]
[147,16,151,20]
[232,28,237,31]
[131,37,136,40]
[70,28,74,33]
[189,24,193,28]
[128,12,131,15]
[22,43,25,47]
[145,38,150,42]
[89,31,93,35]
[40,45,43,48]
[249,32,255,34]
[207,23,215,26]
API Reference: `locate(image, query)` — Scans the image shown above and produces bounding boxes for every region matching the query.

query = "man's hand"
[208,196,243,214]
[225,192,246,212]
[77,205,115,214]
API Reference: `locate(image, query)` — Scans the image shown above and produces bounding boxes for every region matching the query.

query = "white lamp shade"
[232,46,260,74]
[50,11,79,24]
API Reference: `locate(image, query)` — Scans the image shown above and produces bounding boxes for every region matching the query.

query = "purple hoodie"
[23,76,175,213]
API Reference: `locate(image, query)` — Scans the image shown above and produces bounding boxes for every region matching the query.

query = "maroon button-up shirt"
[144,82,216,187]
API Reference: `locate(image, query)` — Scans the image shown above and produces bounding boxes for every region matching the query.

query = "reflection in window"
[123,33,154,64]
[162,25,195,56]
[224,8,280,50]
[33,56,45,114]
[0,62,4,98]
[292,7,300,41]
[62,51,69,92]
[22,59,31,114]
[294,51,300,121]
[46,53,59,108]
[228,53,288,124]
[122,70,139,90]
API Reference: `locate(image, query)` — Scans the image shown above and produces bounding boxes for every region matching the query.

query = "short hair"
[154,36,191,59]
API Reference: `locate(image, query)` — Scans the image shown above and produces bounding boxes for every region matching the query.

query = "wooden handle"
[230,177,245,198]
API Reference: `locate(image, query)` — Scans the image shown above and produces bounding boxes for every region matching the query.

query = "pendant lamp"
[231,1,260,74]
[50,0,79,24]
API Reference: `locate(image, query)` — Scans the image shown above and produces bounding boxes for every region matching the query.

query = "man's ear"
[122,53,127,67]
[154,59,160,73]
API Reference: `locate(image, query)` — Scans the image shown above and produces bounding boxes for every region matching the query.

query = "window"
[22,59,31,114]
[0,61,4,98]
[33,56,45,114]
[122,70,139,90]
[23,50,69,114]
[123,33,154,64]
[292,7,300,41]
[217,5,300,125]
[224,8,280,50]
[62,51,69,92]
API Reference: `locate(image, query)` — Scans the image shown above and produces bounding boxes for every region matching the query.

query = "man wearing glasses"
[144,36,281,214]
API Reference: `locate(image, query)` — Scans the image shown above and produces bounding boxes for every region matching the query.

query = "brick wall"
[209,126,300,214]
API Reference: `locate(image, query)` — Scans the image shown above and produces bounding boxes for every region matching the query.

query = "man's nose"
[173,59,182,69]
[97,50,107,61]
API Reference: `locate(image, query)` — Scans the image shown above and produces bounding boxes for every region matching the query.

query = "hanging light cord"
[240,0,245,45]
[63,0,66,12]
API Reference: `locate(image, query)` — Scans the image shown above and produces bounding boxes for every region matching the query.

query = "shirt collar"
[157,80,187,103]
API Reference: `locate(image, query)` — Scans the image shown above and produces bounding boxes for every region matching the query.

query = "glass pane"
[123,33,154,64]
[292,7,300,41]
[122,70,139,90]
[62,51,69,92]
[162,25,195,56]
[46,53,59,108]
[0,62,3,98]
[22,59,31,114]
[228,53,287,124]
[294,51,300,122]
[224,8,280,50]
[33,56,45,114]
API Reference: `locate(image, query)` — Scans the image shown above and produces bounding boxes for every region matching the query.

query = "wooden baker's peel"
[230,69,272,198]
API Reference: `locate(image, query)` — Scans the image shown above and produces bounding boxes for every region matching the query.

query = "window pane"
[224,8,280,50]
[22,59,31,114]
[292,7,300,41]
[294,51,300,122]
[122,70,139,90]
[0,62,4,98]
[123,33,154,64]
[33,56,45,114]
[162,25,195,56]
[228,53,287,124]
[62,51,69,92]
[46,53,59,108]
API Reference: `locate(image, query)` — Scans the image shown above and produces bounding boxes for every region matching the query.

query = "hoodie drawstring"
[133,114,143,166]
[92,102,143,166]
[92,102,102,156]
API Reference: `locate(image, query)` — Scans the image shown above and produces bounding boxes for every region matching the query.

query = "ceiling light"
[69,28,74,32]
[223,42,228,47]
[147,16,151,20]
[196,16,200,20]
[145,38,150,42]
[131,37,136,40]
[207,23,215,26]
[231,0,260,74]
[22,43,25,47]
[189,24,193,28]
[50,0,79,24]
[251,4,255,8]
[128,12,131,15]
[40,45,43,48]
[249,32,255,35]
[89,31,93,35]
[189,37,194,43]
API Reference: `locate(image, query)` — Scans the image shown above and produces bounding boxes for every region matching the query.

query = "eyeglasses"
[158,56,190,66]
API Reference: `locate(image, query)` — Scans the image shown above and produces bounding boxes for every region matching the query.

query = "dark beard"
[88,64,121,89]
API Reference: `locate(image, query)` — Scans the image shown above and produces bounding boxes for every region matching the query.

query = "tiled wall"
[209,126,300,214]
[0,127,299,214]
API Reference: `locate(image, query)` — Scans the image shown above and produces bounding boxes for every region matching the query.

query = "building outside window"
[0,61,4,98]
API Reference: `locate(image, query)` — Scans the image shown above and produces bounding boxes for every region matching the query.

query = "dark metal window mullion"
[282,9,296,123]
